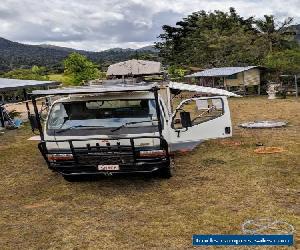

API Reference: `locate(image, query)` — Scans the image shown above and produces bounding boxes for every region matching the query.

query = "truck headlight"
[138,150,167,157]
[47,153,74,162]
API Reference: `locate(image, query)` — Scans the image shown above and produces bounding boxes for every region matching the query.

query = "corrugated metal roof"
[107,59,162,76]
[0,78,59,91]
[168,82,241,97]
[185,66,257,77]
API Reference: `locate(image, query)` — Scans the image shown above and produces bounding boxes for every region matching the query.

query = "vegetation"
[264,49,300,77]
[48,74,72,86]
[1,66,49,80]
[129,51,160,61]
[63,53,100,85]
[254,15,296,52]
[167,65,187,80]
[0,97,299,248]
[156,8,299,76]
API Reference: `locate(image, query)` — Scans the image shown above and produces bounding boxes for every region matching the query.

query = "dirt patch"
[219,140,243,146]
[254,146,286,154]
[23,200,62,209]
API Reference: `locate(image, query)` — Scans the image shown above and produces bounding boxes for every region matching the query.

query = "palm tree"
[255,15,295,52]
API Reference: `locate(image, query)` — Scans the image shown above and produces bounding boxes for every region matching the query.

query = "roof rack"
[30,82,158,96]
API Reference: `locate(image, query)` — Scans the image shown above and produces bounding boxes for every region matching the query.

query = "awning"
[31,82,240,97]
[0,78,60,92]
[168,82,241,97]
[31,83,157,96]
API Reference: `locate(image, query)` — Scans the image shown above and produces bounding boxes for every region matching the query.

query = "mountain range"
[0,37,158,72]
[0,24,299,73]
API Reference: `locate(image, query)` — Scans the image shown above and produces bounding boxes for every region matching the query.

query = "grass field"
[0,96,299,249]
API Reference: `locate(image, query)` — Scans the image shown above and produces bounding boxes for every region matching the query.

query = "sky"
[0,0,299,51]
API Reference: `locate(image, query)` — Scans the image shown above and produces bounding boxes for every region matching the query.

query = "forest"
[155,8,300,76]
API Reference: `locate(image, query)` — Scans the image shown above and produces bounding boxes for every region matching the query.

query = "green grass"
[48,74,72,86]
[0,96,299,249]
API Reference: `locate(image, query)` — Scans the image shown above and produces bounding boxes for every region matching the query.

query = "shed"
[185,66,262,94]
[107,59,162,77]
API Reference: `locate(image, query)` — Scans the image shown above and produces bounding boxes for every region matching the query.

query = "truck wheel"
[63,175,81,182]
[159,159,175,179]
[159,166,172,178]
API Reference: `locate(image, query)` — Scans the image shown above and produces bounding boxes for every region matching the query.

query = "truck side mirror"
[180,112,192,128]
[29,114,39,131]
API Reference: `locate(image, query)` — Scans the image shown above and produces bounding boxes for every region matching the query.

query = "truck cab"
[30,82,236,181]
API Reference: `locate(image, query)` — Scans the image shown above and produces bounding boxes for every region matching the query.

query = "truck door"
[169,96,232,152]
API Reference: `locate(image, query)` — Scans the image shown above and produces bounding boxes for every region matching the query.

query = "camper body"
[30,82,233,180]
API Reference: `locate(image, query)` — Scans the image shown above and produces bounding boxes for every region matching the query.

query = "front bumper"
[49,159,169,176]
[38,136,170,176]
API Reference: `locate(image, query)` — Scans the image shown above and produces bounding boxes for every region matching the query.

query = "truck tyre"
[159,158,175,178]
[158,165,173,178]
[63,175,81,182]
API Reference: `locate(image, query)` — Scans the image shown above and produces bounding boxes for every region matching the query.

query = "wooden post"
[224,77,227,90]
[0,105,5,127]
[23,88,31,120]
[295,75,298,98]
[242,71,246,96]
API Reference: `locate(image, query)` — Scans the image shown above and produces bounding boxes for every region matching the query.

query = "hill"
[0,37,158,73]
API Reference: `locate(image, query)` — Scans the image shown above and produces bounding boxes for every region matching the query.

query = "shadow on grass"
[62,171,164,183]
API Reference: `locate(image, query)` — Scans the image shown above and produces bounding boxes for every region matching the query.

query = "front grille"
[72,144,135,166]
[76,152,134,165]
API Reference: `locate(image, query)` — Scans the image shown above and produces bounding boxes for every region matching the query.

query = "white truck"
[29,81,239,181]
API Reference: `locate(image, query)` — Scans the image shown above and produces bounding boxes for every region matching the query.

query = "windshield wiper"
[56,125,104,134]
[111,120,157,132]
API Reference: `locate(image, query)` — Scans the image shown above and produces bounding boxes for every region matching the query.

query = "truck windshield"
[47,99,158,134]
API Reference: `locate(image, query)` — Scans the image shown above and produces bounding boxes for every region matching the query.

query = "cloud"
[0,0,299,51]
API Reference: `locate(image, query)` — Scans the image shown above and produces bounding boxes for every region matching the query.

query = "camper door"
[169,96,232,151]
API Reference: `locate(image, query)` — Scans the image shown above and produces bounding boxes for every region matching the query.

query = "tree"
[264,48,300,79]
[63,53,100,85]
[254,15,296,52]
[155,8,298,68]
[168,65,187,80]
[155,8,267,67]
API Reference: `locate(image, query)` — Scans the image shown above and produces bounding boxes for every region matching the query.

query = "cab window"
[173,98,224,129]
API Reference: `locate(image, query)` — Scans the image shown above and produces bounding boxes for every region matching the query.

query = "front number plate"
[98,165,119,171]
